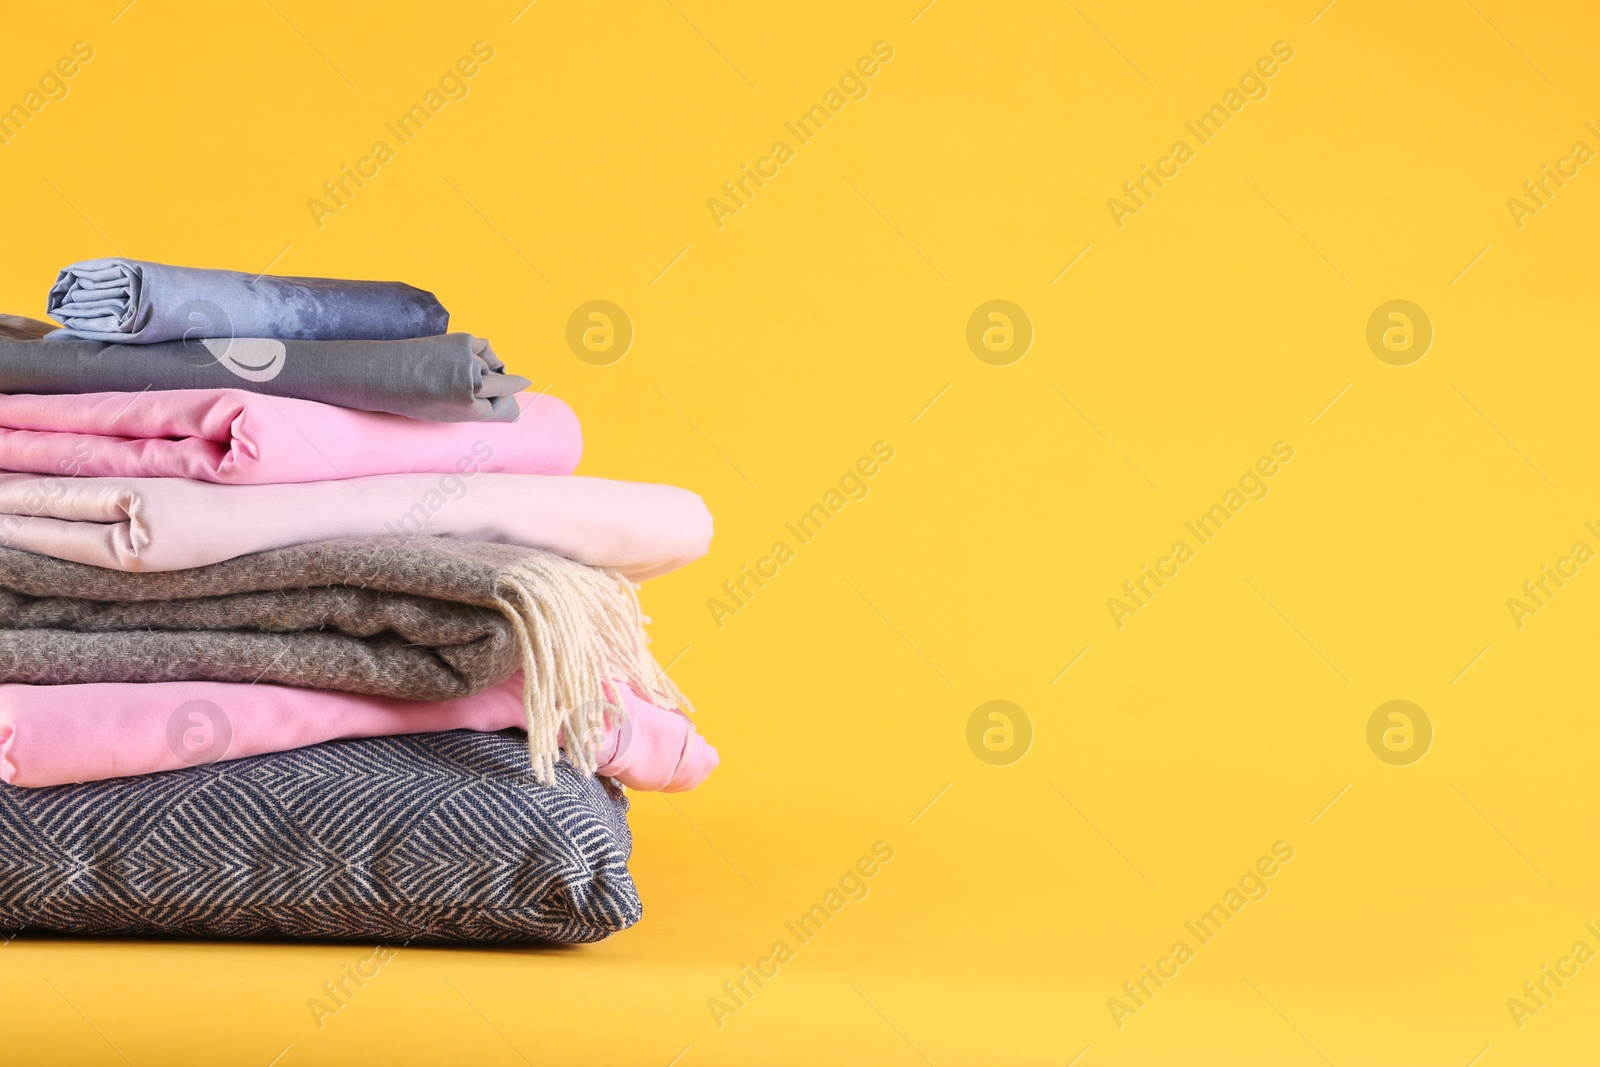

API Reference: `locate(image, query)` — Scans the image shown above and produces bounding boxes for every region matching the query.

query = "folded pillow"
[0,730,641,943]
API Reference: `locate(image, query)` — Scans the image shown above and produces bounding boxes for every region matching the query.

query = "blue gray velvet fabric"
[47,258,450,343]
[0,315,527,422]
[0,730,641,943]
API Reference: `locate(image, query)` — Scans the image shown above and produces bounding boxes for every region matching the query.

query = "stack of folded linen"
[0,258,715,944]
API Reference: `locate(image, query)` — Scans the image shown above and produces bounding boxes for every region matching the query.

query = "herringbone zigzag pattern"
[0,729,640,943]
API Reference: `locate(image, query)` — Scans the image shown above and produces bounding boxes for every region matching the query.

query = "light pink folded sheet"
[0,676,718,791]
[0,389,582,483]
[0,472,712,578]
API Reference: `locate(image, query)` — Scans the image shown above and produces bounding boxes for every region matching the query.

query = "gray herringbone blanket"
[0,536,686,782]
[0,731,641,943]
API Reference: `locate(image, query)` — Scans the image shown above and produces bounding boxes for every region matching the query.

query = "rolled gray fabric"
[0,316,528,421]
[47,257,449,342]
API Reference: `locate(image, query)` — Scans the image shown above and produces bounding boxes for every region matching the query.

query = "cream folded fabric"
[0,473,711,578]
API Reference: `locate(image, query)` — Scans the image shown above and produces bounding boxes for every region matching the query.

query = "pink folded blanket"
[0,471,712,578]
[0,676,718,791]
[0,389,581,484]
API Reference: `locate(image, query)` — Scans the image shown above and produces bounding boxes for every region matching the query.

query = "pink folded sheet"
[0,389,581,483]
[0,471,712,578]
[0,676,718,791]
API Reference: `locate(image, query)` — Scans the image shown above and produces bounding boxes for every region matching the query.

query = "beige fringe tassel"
[491,550,690,784]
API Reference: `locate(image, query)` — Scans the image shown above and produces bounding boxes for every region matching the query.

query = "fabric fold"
[0,675,717,792]
[0,470,711,578]
[0,389,581,483]
[0,318,527,422]
[47,257,449,343]
[0,536,691,782]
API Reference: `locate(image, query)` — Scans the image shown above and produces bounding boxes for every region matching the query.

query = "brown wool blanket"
[0,536,687,782]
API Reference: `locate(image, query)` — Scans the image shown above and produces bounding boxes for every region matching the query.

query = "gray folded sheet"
[47,257,449,343]
[0,314,527,422]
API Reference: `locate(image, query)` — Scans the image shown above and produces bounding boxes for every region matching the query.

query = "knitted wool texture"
[0,535,687,782]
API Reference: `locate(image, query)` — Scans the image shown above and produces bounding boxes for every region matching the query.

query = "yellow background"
[2,0,1598,1062]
